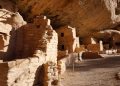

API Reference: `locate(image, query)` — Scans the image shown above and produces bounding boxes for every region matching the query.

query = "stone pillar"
[99,40,104,51]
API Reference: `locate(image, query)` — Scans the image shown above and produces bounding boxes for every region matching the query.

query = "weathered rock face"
[0,2,26,59]
[16,0,120,37]
[0,0,15,12]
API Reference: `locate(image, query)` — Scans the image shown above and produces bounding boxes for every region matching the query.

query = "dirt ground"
[61,55,120,86]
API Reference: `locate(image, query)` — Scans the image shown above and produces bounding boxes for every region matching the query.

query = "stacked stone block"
[0,57,48,86]
[43,62,58,86]
[0,16,59,86]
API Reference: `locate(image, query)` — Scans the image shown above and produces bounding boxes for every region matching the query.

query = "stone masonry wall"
[15,16,58,63]
[0,57,58,86]
[56,26,79,53]
[0,16,59,86]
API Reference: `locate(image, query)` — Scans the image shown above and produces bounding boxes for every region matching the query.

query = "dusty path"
[61,56,120,86]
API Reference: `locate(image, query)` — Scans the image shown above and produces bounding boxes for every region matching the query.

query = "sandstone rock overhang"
[14,0,120,37]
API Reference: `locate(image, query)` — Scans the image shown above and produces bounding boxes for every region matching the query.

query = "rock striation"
[16,0,120,37]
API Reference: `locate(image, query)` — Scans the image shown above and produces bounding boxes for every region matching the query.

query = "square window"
[0,5,2,9]
[61,33,64,37]
[61,45,64,50]
[37,25,40,28]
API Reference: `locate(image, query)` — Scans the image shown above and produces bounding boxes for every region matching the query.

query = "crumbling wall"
[15,16,58,63]
[34,62,58,86]
[0,16,59,86]
[6,58,40,86]
[16,16,59,86]
[0,57,58,86]
[58,59,66,75]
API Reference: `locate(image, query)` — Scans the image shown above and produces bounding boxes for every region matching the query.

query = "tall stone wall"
[15,16,58,62]
[56,26,79,53]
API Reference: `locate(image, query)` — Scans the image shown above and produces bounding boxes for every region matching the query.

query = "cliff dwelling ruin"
[0,0,120,86]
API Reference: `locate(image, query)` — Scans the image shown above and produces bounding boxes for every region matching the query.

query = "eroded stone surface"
[0,0,120,86]
[16,0,120,37]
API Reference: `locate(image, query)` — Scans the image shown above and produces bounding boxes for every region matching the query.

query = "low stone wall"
[87,44,100,52]
[0,57,59,86]
[0,57,41,86]
[82,52,103,59]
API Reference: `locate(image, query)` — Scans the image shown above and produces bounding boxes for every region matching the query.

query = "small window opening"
[0,5,2,9]
[115,8,120,15]
[37,25,40,28]
[61,45,64,50]
[115,2,120,15]
[116,42,120,46]
[61,33,64,37]
[27,6,32,13]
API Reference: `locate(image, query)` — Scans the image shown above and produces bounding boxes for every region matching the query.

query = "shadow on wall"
[33,65,45,86]
[0,62,8,86]
[0,0,16,12]
[4,28,17,61]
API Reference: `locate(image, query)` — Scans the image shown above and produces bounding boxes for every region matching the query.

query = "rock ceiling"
[1,0,120,38]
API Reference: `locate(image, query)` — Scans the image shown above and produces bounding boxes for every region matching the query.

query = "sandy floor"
[61,55,120,86]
